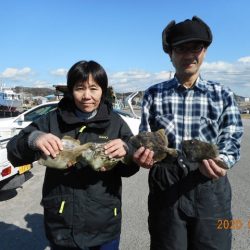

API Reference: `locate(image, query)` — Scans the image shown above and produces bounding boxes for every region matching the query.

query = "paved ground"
[0,120,249,250]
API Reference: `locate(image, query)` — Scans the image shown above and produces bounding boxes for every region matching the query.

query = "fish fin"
[67,160,76,167]
[121,155,132,165]
[61,136,81,149]
[214,158,229,169]
[157,128,166,138]
[78,142,95,151]
[165,147,178,158]
[62,135,80,143]
[157,128,165,136]
[212,144,220,157]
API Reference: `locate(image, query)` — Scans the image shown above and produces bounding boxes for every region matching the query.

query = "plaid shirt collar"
[172,75,207,93]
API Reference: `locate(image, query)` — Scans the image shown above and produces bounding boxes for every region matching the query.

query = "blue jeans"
[90,237,120,250]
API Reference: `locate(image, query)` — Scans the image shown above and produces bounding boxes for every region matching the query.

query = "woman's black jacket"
[7,98,139,248]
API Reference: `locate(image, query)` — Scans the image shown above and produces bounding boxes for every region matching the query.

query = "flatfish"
[182,139,228,169]
[39,129,178,171]
[38,136,93,169]
[128,129,178,162]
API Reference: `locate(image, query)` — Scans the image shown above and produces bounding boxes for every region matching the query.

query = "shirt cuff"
[219,154,233,169]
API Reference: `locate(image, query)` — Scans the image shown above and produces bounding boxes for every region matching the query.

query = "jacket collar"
[57,97,111,129]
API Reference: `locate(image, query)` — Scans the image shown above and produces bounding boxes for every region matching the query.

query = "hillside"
[12,86,247,105]
[14,86,56,97]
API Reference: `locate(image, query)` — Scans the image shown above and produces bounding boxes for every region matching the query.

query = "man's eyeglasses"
[172,44,204,54]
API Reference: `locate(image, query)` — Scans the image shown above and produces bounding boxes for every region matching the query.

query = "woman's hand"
[35,133,63,158]
[99,139,128,171]
[199,158,227,179]
[133,147,154,169]
[104,139,128,158]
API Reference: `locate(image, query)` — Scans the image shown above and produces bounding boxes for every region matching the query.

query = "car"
[0,137,33,191]
[0,102,59,190]
[240,108,249,114]
[0,101,140,138]
[0,101,59,139]
[0,101,140,190]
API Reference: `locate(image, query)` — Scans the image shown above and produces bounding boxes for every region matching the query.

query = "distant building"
[32,96,47,104]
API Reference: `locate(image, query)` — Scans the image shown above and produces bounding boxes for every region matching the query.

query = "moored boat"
[0,85,22,112]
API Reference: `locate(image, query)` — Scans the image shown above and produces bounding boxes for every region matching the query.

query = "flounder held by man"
[128,129,178,162]
[39,129,178,171]
[182,139,229,169]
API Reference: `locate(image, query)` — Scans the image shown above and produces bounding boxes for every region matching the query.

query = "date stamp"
[216,219,250,230]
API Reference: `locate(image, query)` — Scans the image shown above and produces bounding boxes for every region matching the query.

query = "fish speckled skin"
[80,143,122,171]
[182,139,228,169]
[38,136,123,171]
[128,129,178,162]
[38,136,92,169]
[38,136,122,171]
[39,129,178,171]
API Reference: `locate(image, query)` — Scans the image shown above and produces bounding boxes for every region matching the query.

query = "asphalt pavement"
[0,120,249,250]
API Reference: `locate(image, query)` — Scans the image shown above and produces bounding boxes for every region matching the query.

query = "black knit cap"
[162,16,213,54]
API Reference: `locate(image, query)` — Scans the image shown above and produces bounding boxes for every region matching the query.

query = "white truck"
[0,136,33,190]
[0,98,140,191]
[0,101,58,191]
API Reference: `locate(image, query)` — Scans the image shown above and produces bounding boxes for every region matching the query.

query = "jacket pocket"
[41,195,73,228]
[149,158,181,192]
[196,174,232,218]
[199,117,219,144]
[85,196,121,232]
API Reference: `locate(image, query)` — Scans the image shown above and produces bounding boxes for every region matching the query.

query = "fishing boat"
[0,85,22,112]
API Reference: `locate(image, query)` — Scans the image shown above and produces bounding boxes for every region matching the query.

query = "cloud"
[32,80,52,88]
[238,56,250,63]
[1,57,249,97]
[109,70,175,93]
[0,67,33,80]
[32,80,66,88]
[50,68,68,77]
[109,58,250,97]
[110,70,151,92]
[201,61,236,72]
[200,58,250,96]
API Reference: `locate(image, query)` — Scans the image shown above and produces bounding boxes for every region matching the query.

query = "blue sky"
[0,0,250,97]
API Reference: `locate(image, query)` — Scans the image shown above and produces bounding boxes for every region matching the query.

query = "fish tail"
[165,147,178,158]
[122,155,131,165]
[214,158,229,169]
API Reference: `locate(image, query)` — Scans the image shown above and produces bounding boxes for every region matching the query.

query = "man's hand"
[35,133,63,158]
[133,147,154,169]
[199,157,227,179]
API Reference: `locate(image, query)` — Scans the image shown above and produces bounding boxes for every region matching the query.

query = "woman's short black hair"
[67,60,108,97]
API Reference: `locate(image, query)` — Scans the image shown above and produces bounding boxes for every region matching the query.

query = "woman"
[7,60,139,250]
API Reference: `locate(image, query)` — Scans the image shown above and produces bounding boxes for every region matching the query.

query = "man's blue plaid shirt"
[139,76,244,168]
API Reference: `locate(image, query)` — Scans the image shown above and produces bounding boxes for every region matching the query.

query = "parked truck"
[0,96,140,191]
[0,101,58,191]
[0,136,33,190]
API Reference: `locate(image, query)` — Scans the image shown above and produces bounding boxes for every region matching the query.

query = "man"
[133,16,243,250]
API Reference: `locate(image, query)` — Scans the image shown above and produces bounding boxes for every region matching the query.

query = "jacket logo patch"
[99,135,109,139]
